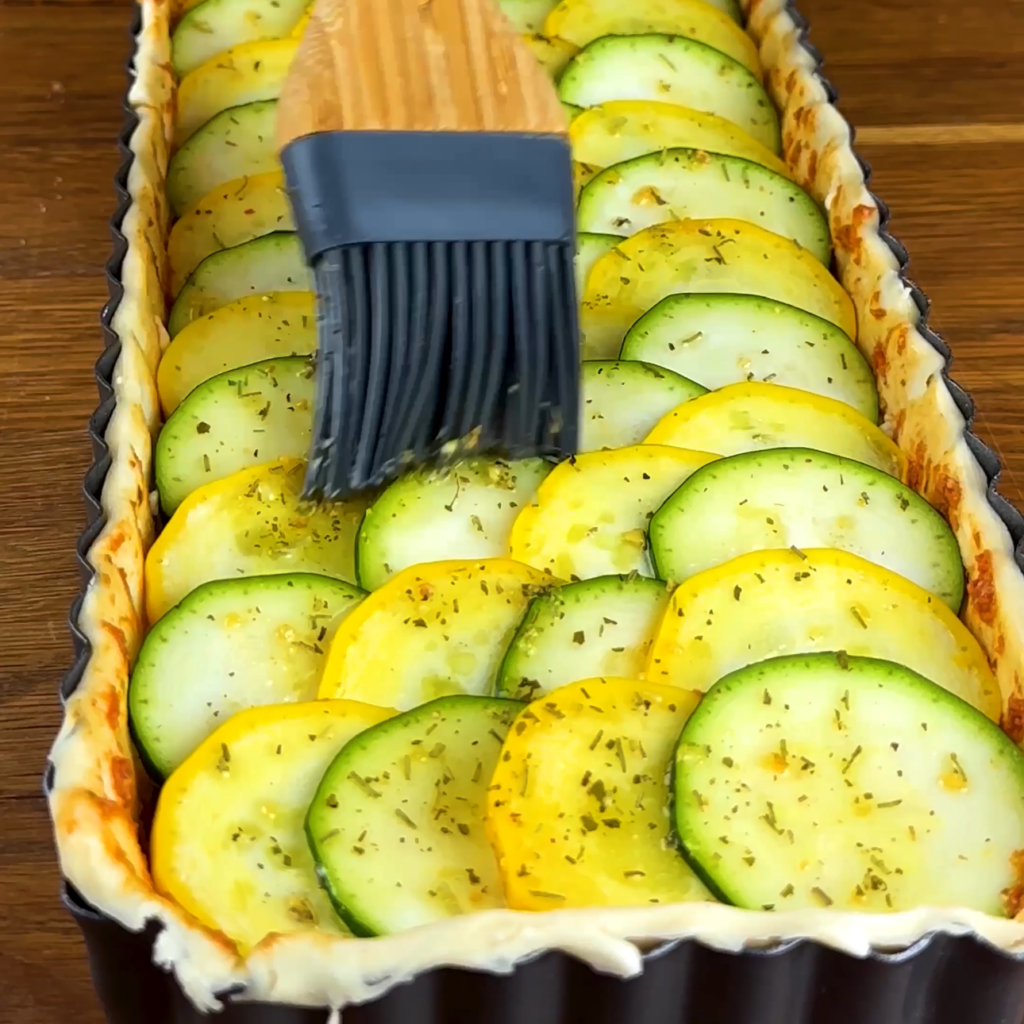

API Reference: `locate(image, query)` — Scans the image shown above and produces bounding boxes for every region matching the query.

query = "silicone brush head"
[277,0,579,500]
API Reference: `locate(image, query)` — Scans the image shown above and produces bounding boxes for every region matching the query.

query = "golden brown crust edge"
[45,0,1024,1012]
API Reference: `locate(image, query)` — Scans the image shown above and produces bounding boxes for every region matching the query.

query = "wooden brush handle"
[277,0,567,146]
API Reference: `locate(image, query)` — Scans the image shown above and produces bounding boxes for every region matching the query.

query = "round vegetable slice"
[167,100,280,217]
[544,0,760,76]
[580,218,855,359]
[497,574,672,699]
[569,100,791,180]
[175,39,298,146]
[145,458,369,623]
[646,548,999,720]
[579,360,706,452]
[155,356,314,514]
[649,448,963,608]
[171,0,307,77]
[497,0,559,32]
[559,36,780,154]
[357,458,551,592]
[577,150,829,264]
[308,696,522,935]
[169,172,294,296]
[508,445,717,580]
[129,574,364,777]
[673,653,1024,915]
[318,559,556,709]
[169,232,312,338]
[521,32,578,77]
[575,231,619,295]
[620,293,877,420]
[151,700,393,953]
[644,382,905,479]
[486,677,711,909]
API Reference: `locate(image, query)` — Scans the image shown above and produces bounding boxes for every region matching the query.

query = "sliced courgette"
[308,696,521,935]
[167,100,279,217]
[356,458,551,592]
[487,677,711,910]
[569,100,792,180]
[171,0,307,77]
[175,39,298,146]
[575,231,619,295]
[563,101,584,121]
[579,359,706,451]
[145,458,369,623]
[169,172,294,296]
[573,161,601,201]
[497,0,558,31]
[559,36,780,154]
[168,232,312,338]
[673,653,1024,914]
[580,219,855,359]
[521,33,578,77]
[544,0,759,76]
[649,448,964,607]
[157,292,316,416]
[620,293,878,420]
[644,382,906,478]
[577,150,829,264]
[497,575,672,699]
[151,700,393,952]
[129,574,364,776]
[155,356,314,513]
[646,548,999,720]
[318,559,556,709]
[508,445,717,580]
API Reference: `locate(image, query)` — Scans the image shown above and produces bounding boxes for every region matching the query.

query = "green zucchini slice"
[171,0,308,77]
[307,696,522,935]
[673,653,1024,915]
[356,458,551,592]
[167,100,280,216]
[649,448,964,609]
[621,293,878,421]
[579,359,706,452]
[559,35,781,154]
[497,574,672,699]
[577,150,830,264]
[576,232,621,295]
[168,232,312,338]
[155,356,314,514]
[129,574,364,777]
[497,0,558,32]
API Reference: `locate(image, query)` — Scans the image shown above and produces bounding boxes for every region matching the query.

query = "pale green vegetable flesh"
[155,356,315,513]
[575,232,621,296]
[579,360,706,451]
[674,653,1024,916]
[621,293,878,421]
[497,574,672,699]
[496,0,558,31]
[307,696,522,935]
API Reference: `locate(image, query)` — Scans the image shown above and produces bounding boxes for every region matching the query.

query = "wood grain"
[1,0,1023,1020]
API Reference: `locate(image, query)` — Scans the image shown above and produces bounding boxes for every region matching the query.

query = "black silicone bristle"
[303,236,579,500]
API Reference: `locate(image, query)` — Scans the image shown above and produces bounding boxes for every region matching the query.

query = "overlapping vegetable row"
[135,0,1024,957]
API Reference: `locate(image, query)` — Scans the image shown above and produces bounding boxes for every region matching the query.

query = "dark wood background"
[1,0,1024,1019]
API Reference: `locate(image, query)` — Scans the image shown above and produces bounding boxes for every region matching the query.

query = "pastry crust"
[46,0,1024,1012]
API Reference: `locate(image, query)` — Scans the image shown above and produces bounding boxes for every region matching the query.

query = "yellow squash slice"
[486,677,711,910]
[521,33,578,77]
[175,39,299,146]
[579,219,856,359]
[318,559,556,709]
[157,292,316,416]
[644,382,907,479]
[544,0,760,77]
[508,445,717,580]
[151,700,394,953]
[569,100,792,179]
[290,7,311,36]
[145,458,368,623]
[646,548,1000,721]
[169,172,295,296]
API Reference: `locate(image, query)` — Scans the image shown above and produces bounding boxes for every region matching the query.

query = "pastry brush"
[276,0,579,500]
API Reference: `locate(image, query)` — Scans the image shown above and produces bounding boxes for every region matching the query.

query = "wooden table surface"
[2,0,1024,1019]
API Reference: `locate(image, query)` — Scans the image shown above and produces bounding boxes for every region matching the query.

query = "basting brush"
[276,0,579,500]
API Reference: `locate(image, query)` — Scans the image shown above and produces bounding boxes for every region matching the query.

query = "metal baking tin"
[52,3,1024,1021]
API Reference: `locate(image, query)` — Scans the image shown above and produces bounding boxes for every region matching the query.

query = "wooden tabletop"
[2,0,1024,1019]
